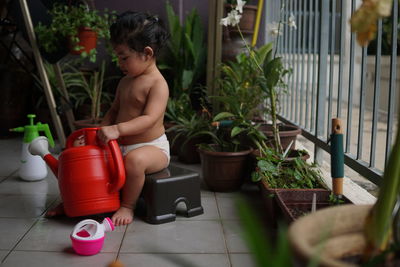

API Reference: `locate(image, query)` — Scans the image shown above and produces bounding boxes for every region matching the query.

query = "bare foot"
[112,206,133,226]
[45,203,65,217]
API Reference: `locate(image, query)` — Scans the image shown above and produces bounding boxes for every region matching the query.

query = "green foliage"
[216,43,273,119]
[158,2,206,99]
[165,93,196,123]
[197,109,266,152]
[236,197,291,267]
[35,3,116,62]
[328,193,345,205]
[167,107,212,149]
[251,147,325,189]
[65,61,118,121]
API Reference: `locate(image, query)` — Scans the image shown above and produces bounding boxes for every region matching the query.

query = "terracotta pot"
[288,204,372,267]
[259,123,302,151]
[225,4,258,33]
[222,4,257,62]
[198,145,253,192]
[69,27,97,55]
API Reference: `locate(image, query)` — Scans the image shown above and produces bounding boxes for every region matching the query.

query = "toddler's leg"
[112,146,169,226]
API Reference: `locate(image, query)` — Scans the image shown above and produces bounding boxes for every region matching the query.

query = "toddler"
[98,11,170,226]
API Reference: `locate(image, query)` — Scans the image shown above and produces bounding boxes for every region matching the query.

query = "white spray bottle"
[10,114,54,181]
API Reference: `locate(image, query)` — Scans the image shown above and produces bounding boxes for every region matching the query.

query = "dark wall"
[94,0,209,32]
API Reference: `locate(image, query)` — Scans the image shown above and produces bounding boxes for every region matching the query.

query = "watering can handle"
[66,128,125,193]
[107,139,126,193]
[71,219,96,235]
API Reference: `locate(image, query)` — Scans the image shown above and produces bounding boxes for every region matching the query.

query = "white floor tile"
[0,174,59,195]
[0,218,36,249]
[0,250,9,262]
[222,221,250,253]
[120,220,226,253]
[2,251,117,267]
[118,253,230,267]
[0,194,57,218]
[176,196,219,221]
[230,253,257,267]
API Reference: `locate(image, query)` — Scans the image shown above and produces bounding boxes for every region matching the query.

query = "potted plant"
[251,144,330,224]
[35,3,115,62]
[197,109,266,192]
[166,101,212,163]
[158,2,206,102]
[65,61,118,127]
[216,43,272,120]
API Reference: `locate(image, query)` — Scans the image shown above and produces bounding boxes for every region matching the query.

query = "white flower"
[235,0,246,14]
[267,22,283,37]
[288,13,297,29]
[220,10,242,27]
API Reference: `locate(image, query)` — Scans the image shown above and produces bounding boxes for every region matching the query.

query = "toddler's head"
[110,11,169,57]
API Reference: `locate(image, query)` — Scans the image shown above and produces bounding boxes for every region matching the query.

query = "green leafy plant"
[65,61,118,122]
[221,0,295,154]
[35,3,116,62]
[31,59,87,109]
[251,146,325,189]
[165,93,196,123]
[167,111,212,150]
[197,110,266,152]
[215,43,273,120]
[158,2,206,99]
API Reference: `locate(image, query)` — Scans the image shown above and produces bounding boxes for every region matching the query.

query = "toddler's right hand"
[98,125,120,144]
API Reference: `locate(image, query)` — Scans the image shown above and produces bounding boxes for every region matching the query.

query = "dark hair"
[110,11,169,57]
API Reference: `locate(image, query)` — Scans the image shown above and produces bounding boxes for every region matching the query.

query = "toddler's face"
[114,44,148,77]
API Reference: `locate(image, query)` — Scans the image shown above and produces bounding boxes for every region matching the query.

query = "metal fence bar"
[283,1,289,118]
[290,0,295,121]
[327,0,336,138]
[337,0,346,118]
[311,0,318,133]
[299,0,306,127]
[293,0,300,121]
[314,0,329,163]
[345,1,356,153]
[357,47,368,160]
[304,1,313,129]
[370,19,383,168]
[385,0,398,163]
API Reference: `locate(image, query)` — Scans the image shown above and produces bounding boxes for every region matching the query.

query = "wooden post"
[53,63,76,133]
[206,0,223,100]
[331,118,344,196]
[19,0,66,147]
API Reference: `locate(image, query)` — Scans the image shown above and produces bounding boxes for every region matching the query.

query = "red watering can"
[29,128,125,217]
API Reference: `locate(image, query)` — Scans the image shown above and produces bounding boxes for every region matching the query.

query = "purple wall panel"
[94,0,209,31]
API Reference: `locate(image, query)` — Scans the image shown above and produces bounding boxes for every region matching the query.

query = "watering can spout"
[29,137,59,176]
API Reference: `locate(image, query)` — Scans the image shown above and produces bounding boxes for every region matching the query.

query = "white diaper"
[119,134,170,163]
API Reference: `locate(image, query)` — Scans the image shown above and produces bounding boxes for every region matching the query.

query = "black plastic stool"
[142,165,204,224]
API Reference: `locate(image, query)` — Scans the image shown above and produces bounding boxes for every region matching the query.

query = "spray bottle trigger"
[39,124,55,148]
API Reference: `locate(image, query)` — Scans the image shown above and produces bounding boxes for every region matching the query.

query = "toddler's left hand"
[98,125,120,144]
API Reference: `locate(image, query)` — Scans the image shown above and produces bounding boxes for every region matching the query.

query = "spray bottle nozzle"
[9,114,55,147]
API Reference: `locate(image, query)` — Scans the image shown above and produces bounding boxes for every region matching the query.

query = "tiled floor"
[0,137,262,267]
